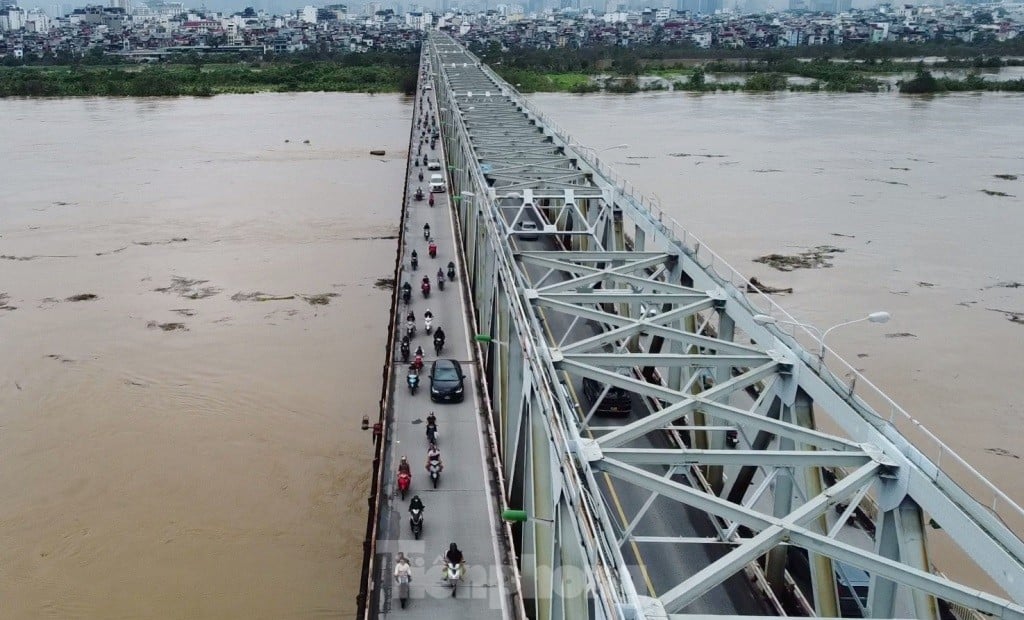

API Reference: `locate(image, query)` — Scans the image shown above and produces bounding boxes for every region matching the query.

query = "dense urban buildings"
[0,0,1020,60]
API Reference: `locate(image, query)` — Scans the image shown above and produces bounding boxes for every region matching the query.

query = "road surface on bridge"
[371,60,508,620]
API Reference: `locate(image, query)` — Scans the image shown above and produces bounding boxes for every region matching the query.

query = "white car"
[429,174,446,193]
[427,160,442,171]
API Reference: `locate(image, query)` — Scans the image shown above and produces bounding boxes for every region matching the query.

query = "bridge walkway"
[370,58,509,619]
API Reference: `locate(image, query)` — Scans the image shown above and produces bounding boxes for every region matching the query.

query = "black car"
[582,377,633,417]
[430,359,465,403]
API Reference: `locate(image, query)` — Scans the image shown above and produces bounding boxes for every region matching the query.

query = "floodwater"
[3,88,1023,615]
[0,93,410,619]
[534,91,1024,587]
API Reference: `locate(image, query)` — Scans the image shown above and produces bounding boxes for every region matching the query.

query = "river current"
[1,90,1021,616]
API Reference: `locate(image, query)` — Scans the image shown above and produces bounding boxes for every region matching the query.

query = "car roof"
[433,358,459,370]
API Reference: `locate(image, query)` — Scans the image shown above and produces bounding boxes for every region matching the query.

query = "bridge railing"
[470,54,1024,543]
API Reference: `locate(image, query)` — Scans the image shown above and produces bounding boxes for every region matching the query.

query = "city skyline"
[5,0,960,19]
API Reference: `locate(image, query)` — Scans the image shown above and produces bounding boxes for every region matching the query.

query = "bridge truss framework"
[426,33,1024,620]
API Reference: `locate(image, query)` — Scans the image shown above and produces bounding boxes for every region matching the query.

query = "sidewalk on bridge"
[373,62,508,620]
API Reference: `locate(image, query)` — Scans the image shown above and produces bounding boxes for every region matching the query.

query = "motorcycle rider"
[423,309,433,328]
[436,267,445,285]
[428,240,437,257]
[445,543,465,577]
[433,327,446,348]
[409,494,425,513]
[398,456,411,476]
[425,443,443,472]
[423,223,430,238]
[406,309,416,324]
[447,261,456,280]
[394,552,412,582]
[421,274,431,291]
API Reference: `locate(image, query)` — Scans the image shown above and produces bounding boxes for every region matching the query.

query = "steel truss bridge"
[424,33,1024,620]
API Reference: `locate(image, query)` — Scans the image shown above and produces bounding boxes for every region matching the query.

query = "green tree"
[900,68,940,94]
[688,66,706,90]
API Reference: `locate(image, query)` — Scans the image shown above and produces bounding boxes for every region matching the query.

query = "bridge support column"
[870,496,938,620]
[795,390,839,619]
[765,398,795,592]
[706,306,735,494]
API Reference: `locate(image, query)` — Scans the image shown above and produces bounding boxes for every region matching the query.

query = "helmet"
[401,456,408,462]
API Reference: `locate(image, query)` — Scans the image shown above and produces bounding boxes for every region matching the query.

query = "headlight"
[431,387,440,393]
[455,386,463,393]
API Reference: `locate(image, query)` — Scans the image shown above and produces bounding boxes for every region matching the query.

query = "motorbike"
[411,354,423,374]
[428,195,434,208]
[396,573,411,608]
[405,320,416,339]
[433,335,444,356]
[428,459,442,488]
[400,339,410,363]
[424,315,432,334]
[421,280,431,298]
[447,262,456,281]
[428,243,437,259]
[423,226,430,240]
[407,370,419,395]
[426,422,438,445]
[401,286,411,306]
[411,255,418,271]
[437,275,444,292]
[418,171,424,182]
[397,471,411,500]
[414,188,424,202]
[410,507,424,540]
[445,562,461,597]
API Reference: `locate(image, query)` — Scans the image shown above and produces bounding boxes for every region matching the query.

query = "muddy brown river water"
[2,90,1023,616]
[0,93,409,619]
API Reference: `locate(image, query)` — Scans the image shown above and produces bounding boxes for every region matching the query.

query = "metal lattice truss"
[526,250,1024,618]
[428,33,1024,620]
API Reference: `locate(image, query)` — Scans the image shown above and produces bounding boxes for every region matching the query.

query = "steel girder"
[427,33,1024,620]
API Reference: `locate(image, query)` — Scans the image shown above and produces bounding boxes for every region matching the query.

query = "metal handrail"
[474,58,1024,537]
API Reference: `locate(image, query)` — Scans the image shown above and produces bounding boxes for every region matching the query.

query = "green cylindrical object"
[502,509,528,523]
[474,334,493,343]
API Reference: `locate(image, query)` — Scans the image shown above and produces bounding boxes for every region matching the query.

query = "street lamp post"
[752,312,891,361]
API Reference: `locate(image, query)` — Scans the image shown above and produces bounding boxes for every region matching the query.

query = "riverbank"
[0,61,417,97]
[494,61,1024,94]
[4,55,1023,98]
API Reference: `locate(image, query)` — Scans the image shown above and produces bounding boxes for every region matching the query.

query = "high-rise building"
[678,0,717,14]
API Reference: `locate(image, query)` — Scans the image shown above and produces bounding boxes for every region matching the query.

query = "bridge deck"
[370,60,508,619]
